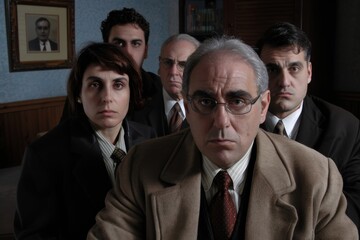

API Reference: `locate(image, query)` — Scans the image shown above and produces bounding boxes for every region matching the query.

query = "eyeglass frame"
[159,57,187,72]
[186,93,262,115]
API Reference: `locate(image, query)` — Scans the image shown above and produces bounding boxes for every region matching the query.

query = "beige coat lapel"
[151,131,203,239]
[245,130,298,239]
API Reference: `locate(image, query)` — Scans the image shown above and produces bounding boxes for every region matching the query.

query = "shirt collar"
[163,88,185,118]
[94,126,127,158]
[201,141,254,193]
[266,101,303,139]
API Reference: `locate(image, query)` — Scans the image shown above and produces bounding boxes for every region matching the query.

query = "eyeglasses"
[37,26,49,30]
[159,57,186,72]
[186,94,262,115]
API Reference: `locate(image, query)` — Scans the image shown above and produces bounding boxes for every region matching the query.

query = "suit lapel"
[70,120,111,207]
[296,96,325,147]
[151,130,203,239]
[245,131,298,239]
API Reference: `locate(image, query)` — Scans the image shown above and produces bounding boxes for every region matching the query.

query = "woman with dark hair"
[14,42,156,239]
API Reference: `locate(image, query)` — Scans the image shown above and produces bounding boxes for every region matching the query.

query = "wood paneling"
[0,97,66,168]
[224,0,302,46]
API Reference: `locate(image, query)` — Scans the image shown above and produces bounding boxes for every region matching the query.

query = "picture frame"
[5,0,74,72]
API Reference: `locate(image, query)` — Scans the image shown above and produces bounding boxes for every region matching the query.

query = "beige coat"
[88,129,358,240]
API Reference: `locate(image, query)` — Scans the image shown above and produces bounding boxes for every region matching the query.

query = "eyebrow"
[191,89,253,99]
[85,76,128,82]
[266,61,304,68]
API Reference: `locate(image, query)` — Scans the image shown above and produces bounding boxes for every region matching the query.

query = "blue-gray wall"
[0,0,178,103]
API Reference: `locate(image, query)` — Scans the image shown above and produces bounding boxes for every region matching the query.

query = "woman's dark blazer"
[14,116,156,240]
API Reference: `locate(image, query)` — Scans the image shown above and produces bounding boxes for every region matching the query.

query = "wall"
[0,0,178,104]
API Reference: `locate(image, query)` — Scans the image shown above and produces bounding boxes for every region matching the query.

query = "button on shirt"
[94,127,127,186]
[265,102,303,140]
[202,142,253,212]
[163,88,185,123]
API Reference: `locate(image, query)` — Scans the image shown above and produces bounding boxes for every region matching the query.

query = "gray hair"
[160,34,200,54]
[182,36,268,95]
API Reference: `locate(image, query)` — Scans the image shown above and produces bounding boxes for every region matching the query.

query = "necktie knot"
[110,147,126,164]
[214,170,233,191]
[169,102,182,133]
[274,120,288,137]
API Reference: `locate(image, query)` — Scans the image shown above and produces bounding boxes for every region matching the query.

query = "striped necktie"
[169,102,182,133]
[273,120,288,137]
[110,147,126,174]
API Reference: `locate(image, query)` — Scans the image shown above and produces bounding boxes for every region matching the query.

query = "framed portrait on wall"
[5,0,74,72]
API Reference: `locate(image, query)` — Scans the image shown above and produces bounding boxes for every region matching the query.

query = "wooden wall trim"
[0,96,66,113]
[0,96,66,168]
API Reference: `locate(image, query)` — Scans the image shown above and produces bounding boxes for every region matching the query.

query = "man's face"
[185,51,270,169]
[35,20,50,42]
[108,23,148,71]
[158,40,197,100]
[260,45,312,119]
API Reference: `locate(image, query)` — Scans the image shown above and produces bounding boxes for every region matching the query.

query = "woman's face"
[79,64,130,134]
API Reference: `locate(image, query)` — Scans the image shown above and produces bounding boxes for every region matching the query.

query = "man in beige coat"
[88,37,358,239]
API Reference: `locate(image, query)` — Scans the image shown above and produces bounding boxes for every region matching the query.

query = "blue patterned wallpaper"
[0,0,178,103]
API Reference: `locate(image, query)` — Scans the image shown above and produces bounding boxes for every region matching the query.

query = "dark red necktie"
[169,102,182,133]
[210,171,237,240]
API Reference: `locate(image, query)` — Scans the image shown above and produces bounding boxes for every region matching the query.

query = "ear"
[259,90,270,124]
[307,61,312,84]
[157,56,161,75]
[144,44,148,59]
[184,98,190,114]
[77,97,82,104]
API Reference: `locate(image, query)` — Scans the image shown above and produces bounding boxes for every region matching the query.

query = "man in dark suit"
[28,17,58,52]
[257,22,360,231]
[87,37,358,239]
[131,34,199,136]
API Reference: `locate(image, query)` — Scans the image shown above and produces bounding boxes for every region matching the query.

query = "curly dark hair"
[100,8,150,44]
[67,42,143,116]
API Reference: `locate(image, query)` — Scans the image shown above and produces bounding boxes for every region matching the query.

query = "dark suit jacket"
[262,95,360,230]
[88,129,358,239]
[130,88,189,137]
[14,117,155,240]
[28,38,58,51]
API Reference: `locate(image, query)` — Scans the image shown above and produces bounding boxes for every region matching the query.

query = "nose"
[169,62,179,74]
[101,86,113,103]
[278,69,291,87]
[121,44,132,56]
[212,103,230,129]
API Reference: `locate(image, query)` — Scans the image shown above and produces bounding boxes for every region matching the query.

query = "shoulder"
[257,129,332,170]
[304,95,359,123]
[126,129,192,162]
[126,119,157,137]
[28,38,38,45]
[29,117,93,151]
[141,70,162,94]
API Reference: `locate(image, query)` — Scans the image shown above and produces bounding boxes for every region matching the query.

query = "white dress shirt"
[201,141,253,212]
[265,101,303,140]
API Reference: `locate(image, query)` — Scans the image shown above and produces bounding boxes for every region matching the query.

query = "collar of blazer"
[158,129,296,195]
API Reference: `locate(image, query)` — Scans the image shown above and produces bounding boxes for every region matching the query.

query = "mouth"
[98,110,116,116]
[274,91,292,98]
[208,138,235,146]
